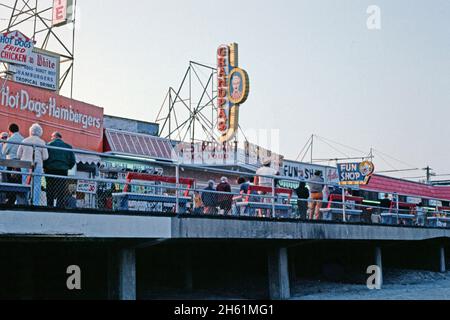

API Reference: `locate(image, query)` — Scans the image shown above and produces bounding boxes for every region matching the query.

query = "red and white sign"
[77,180,98,194]
[0,31,34,67]
[52,0,73,27]
[0,80,104,151]
[9,49,60,92]
[175,141,237,165]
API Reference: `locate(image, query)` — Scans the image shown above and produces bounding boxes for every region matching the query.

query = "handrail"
[2,139,450,205]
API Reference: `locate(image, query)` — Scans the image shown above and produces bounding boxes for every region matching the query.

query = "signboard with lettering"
[0,31,35,67]
[77,180,97,194]
[0,80,104,151]
[277,160,339,190]
[53,0,73,27]
[406,196,422,205]
[244,141,284,171]
[429,199,443,208]
[175,141,238,166]
[337,161,375,186]
[281,160,339,183]
[217,43,250,143]
[9,48,60,92]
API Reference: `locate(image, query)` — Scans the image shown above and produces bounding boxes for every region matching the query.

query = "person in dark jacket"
[216,176,233,215]
[43,132,76,208]
[295,182,309,219]
[380,193,391,210]
[202,180,217,214]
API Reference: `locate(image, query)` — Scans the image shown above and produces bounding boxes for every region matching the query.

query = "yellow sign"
[337,161,375,186]
[217,43,250,143]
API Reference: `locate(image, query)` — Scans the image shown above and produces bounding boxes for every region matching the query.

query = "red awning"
[361,175,450,201]
[104,129,175,161]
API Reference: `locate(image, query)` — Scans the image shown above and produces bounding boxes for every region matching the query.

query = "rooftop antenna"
[0,69,16,93]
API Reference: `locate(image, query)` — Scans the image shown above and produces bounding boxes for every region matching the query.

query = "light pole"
[1,69,16,93]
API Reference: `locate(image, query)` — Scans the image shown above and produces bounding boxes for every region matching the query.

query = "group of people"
[192,158,279,216]
[294,170,326,220]
[193,177,235,215]
[295,170,352,221]
[379,193,427,226]
[294,174,431,225]
[0,123,76,208]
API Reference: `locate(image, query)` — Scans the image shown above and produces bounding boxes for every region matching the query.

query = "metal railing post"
[30,144,36,206]
[272,177,276,218]
[396,193,400,224]
[342,187,346,222]
[175,163,180,214]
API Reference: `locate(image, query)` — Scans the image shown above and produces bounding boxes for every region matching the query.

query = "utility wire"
[315,135,367,155]
[372,148,419,171]
[300,143,312,163]
[295,136,312,161]
[373,151,399,171]
[315,136,351,159]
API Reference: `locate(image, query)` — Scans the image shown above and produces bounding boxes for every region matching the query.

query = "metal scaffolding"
[155,61,219,143]
[155,60,249,146]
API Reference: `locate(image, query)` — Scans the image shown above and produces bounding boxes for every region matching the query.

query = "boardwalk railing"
[0,140,448,228]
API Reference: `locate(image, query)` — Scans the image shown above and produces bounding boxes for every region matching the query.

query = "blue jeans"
[416,214,425,226]
[18,167,43,206]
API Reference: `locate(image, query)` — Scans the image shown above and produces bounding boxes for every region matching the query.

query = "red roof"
[103,129,175,161]
[361,175,450,201]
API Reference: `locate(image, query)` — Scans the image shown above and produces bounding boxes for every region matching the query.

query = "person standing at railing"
[216,177,232,215]
[254,158,278,187]
[202,180,217,214]
[2,124,23,161]
[16,124,49,206]
[307,171,324,220]
[233,177,251,216]
[415,202,425,227]
[0,132,8,204]
[254,158,279,217]
[43,132,76,208]
[295,182,309,220]
[2,123,24,205]
[193,191,204,215]
[380,194,391,210]
[0,132,8,156]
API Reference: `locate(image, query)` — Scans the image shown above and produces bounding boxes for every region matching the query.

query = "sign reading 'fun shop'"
[337,161,375,186]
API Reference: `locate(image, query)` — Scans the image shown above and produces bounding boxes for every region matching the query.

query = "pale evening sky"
[1,0,449,180]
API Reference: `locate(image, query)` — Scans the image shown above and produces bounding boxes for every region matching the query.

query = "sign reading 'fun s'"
[217,43,250,143]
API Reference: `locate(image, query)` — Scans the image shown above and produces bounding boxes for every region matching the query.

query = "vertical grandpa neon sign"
[216,43,250,143]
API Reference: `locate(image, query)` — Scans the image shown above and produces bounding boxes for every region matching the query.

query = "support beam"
[439,246,446,273]
[289,249,297,284]
[108,247,136,300]
[268,247,290,300]
[375,246,383,288]
[17,245,34,300]
[184,248,193,291]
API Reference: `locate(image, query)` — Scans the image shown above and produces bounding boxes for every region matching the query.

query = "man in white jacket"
[17,123,49,206]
